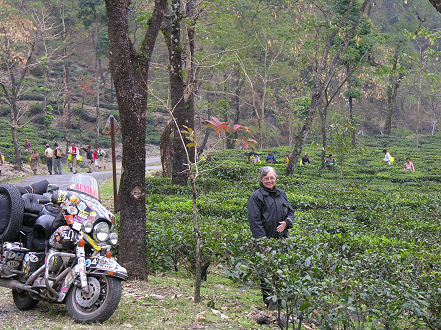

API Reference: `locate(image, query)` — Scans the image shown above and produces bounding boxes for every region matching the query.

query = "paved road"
[15,156,161,190]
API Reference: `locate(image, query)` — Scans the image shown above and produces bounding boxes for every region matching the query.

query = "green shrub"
[30,103,43,115]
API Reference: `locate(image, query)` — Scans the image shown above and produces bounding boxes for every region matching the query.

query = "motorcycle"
[0,174,127,323]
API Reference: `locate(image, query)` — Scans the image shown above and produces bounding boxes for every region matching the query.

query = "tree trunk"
[319,105,327,169]
[61,2,71,146]
[286,91,321,175]
[190,173,202,303]
[383,48,402,135]
[226,78,242,149]
[162,0,195,186]
[95,14,100,144]
[348,96,356,147]
[160,120,173,177]
[10,99,22,170]
[416,66,422,149]
[104,0,166,280]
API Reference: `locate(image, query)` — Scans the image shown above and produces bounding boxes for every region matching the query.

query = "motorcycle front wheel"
[65,275,122,323]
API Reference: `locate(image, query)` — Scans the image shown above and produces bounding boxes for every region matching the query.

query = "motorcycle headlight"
[93,222,110,242]
[109,232,118,245]
[82,220,93,233]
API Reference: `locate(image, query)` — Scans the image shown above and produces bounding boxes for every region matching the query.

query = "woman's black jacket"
[247,183,294,239]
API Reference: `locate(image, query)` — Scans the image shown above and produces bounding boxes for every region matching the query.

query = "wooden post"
[102,115,121,212]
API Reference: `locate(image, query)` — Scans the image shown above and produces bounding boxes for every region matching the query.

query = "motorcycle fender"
[86,256,128,281]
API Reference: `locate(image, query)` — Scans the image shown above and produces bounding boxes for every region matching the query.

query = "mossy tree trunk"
[104,0,167,280]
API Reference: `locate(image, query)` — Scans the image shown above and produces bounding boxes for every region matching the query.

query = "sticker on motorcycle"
[69,196,79,205]
[61,200,71,210]
[77,202,87,212]
[72,221,82,231]
[7,260,20,268]
[67,206,78,215]
[77,211,89,219]
[57,192,67,203]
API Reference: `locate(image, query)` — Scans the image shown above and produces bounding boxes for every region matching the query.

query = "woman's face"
[261,171,276,189]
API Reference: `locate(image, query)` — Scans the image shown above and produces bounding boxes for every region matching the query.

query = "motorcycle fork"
[76,245,89,292]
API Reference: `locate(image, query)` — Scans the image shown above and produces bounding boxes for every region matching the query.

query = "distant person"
[82,145,94,173]
[265,151,276,164]
[24,139,32,152]
[206,153,213,161]
[44,144,54,175]
[53,143,63,175]
[29,149,40,175]
[68,143,78,174]
[0,150,3,176]
[382,149,393,165]
[253,154,261,164]
[301,152,311,165]
[93,147,99,170]
[248,150,257,163]
[404,157,415,172]
[326,154,336,169]
[284,151,290,164]
[97,146,106,170]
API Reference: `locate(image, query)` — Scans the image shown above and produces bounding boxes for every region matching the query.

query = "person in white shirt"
[44,144,54,175]
[382,149,391,165]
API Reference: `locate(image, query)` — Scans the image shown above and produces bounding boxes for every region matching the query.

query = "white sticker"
[72,221,82,231]
[67,206,78,215]
[77,202,87,212]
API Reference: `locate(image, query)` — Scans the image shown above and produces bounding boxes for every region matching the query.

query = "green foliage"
[30,103,43,115]
[143,135,441,327]
[43,114,54,128]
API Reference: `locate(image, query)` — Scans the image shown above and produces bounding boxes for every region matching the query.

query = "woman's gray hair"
[259,166,277,180]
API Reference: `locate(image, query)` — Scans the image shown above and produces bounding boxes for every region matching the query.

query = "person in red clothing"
[93,147,99,170]
[68,142,78,174]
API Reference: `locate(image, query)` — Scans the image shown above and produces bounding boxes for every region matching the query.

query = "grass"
[0,271,274,329]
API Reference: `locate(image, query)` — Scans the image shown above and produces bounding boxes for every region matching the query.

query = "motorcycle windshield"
[67,174,100,201]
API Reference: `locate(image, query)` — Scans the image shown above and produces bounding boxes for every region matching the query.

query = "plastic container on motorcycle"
[21,251,45,277]
[0,242,28,277]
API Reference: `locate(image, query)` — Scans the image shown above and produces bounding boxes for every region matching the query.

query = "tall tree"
[403,27,441,148]
[104,0,167,279]
[286,0,371,175]
[0,1,51,169]
[78,0,107,143]
[161,0,198,186]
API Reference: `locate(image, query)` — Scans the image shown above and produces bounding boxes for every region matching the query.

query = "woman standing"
[29,149,40,175]
[247,166,294,305]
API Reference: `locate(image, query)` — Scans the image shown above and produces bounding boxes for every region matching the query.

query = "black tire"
[65,276,122,323]
[0,184,24,241]
[12,289,39,310]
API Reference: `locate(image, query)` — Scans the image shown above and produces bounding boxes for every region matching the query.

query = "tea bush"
[144,135,441,328]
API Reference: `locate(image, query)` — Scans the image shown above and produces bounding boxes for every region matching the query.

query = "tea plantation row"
[143,135,441,328]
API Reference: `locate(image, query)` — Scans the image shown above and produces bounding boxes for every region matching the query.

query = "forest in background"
[0,0,439,163]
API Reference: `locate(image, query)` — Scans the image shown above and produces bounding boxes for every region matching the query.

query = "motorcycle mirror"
[47,184,59,192]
